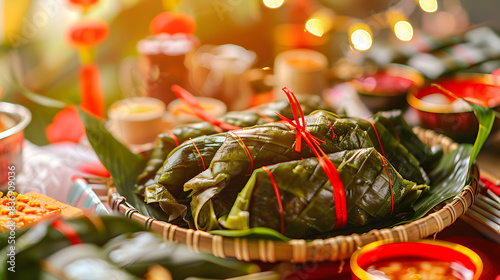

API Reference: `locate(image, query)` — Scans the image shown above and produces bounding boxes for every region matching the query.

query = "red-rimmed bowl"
[351,240,483,280]
[407,73,500,142]
[352,64,424,112]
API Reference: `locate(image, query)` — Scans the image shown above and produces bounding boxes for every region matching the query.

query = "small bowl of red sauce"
[352,64,424,112]
[407,73,500,142]
[351,240,483,280]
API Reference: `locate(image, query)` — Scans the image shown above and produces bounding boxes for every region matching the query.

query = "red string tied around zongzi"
[360,118,394,215]
[171,85,241,132]
[374,151,394,215]
[361,117,386,158]
[228,131,254,175]
[262,166,285,235]
[189,138,206,170]
[274,87,348,229]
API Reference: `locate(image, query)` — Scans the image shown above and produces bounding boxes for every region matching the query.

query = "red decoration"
[480,177,500,198]
[78,161,110,178]
[374,151,394,215]
[66,19,109,48]
[68,0,98,8]
[52,219,82,245]
[150,12,196,35]
[324,116,336,139]
[46,106,86,144]
[278,87,348,228]
[189,139,206,170]
[228,131,254,174]
[171,85,240,132]
[250,108,275,123]
[79,63,105,118]
[262,166,285,235]
[166,130,180,146]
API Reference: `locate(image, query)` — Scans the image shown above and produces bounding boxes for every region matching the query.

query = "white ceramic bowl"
[108,97,166,145]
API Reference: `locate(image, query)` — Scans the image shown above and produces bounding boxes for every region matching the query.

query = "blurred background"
[0,0,499,145]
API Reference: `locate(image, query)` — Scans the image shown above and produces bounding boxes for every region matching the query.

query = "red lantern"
[150,12,196,35]
[66,19,109,48]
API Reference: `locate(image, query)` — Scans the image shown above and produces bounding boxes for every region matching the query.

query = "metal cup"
[0,102,31,190]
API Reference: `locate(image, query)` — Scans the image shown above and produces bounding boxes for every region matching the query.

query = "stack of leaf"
[80,88,494,240]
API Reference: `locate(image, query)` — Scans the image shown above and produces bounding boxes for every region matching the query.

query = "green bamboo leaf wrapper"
[145,134,227,222]
[136,121,223,187]
[225,148,428,238]
[77,109,168,221]
[185,111,373,193]
[136,97,328,187]
[372,110,443,172]
[345,114,430,185]
[187,111,375,231]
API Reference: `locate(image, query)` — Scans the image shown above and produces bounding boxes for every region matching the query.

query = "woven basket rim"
[108,127,480,263]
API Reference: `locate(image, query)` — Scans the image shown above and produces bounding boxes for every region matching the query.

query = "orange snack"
[0,191,83,231]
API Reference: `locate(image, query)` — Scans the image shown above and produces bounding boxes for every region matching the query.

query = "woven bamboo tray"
[108,127,480,263]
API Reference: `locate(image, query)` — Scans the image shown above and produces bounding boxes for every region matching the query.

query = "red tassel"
[79,63,105,118]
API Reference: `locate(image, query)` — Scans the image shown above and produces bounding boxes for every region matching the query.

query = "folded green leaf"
[347,113,430,185]
[145,134,227,222]
[78,108,168,221]
[224,148,427,238]
[135,97,329,188]
[372,110,443,172]
[186,111,372,193]
[468,102,495,169]
[210,143,473,240]
[136,121,222,187]
[186,111,374,231]
[406,144,473,221]
[429,83,495,168]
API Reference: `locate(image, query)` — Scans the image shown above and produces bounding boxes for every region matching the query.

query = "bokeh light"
[394,21,413,41]
[263,0,285,9]
[305,19,325,37]
[419,0,438,13]
[350,29,372,51]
